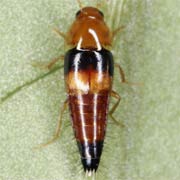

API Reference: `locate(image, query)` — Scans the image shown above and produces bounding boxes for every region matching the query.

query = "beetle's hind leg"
[109,90,124,127]
[33,99,68,150]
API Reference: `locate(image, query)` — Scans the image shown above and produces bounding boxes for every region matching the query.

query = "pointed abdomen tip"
[82,157,100,172]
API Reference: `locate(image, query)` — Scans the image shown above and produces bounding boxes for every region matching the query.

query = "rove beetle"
[35,0,131,176]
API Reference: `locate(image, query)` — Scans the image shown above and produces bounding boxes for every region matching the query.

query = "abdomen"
[64,48,114,172]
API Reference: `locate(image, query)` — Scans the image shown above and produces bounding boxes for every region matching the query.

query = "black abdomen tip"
[77,141,103,172]
[82,158,100,172]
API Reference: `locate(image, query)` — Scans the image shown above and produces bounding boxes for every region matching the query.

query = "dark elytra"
[64,48,114,76]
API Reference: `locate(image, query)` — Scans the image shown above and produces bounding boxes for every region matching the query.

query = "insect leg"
[53,28,67,40]
[76,0,83,9]
[34,99,68,150]
[109,90,124,127]
[115,63,142,86]
[115,63,126,83]
[32,55,64,70]
[112,26,125,39]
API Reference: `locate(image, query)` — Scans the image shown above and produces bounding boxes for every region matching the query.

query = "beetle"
[35,0,128,176]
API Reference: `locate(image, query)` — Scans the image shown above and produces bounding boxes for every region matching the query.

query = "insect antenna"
[96,0,103,9]
[76,0,83,9]
[96,0,109,9]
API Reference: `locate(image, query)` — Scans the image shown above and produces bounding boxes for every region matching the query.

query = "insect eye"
[76,10,81,17]
[98,10,104,17]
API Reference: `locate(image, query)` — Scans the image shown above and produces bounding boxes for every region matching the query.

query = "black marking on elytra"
[64,48,114,76]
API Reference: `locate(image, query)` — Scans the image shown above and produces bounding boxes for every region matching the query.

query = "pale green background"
[0,0,180,180]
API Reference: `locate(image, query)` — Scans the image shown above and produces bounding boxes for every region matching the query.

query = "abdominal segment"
[64,48,113,171]
[68,80,109,144]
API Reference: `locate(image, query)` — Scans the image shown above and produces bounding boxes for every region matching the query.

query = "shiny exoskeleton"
[64,7,114,172]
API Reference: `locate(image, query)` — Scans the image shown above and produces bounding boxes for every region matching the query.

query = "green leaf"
[0,0,180,179]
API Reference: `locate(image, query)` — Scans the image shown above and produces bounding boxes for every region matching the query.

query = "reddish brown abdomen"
[64,48,114,172]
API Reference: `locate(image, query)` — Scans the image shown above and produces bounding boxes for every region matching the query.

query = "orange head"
[67,7,112,50]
